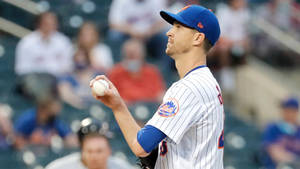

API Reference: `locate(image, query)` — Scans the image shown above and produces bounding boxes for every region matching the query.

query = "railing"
[2,0,41,15]
[252,16,300,55]
[0,17,31,38]
[0,0,45,38]
[234,15,300,127]
[234,58,295,127]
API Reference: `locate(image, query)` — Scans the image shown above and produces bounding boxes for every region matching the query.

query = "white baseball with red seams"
[92,79,109,96]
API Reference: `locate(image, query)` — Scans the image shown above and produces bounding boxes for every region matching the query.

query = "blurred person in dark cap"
[14,96,78,149]
[45,118,133,169]
[262,97,300,169]
[14,73,77,149]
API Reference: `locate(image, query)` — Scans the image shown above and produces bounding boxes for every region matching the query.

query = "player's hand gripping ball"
[92,79,109,96]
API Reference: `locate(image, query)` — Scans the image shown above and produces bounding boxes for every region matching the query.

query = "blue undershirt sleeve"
[137,125,167,153]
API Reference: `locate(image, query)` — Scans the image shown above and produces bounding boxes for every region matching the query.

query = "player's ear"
[192,32,205,46]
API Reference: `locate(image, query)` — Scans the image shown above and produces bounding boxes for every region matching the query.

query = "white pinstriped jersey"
[147,66,224,169]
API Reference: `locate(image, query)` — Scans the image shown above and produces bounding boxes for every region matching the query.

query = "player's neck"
[175,50,206,79]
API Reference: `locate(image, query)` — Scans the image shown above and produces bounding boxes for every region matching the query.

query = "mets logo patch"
[157,98,179,117]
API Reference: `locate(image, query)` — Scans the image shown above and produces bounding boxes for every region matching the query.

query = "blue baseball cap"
[281,97,299,109]
[160,5,220,46]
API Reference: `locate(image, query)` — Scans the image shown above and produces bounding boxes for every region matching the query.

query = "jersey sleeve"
[147,84,202,144]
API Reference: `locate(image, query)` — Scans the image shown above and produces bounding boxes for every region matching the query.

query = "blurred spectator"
[209,0,250,97]
[15,12,73,77]
[214,0,250,67]
[75,22,113,73]
[58,21,113,109]
[108,39,165,105]
[254,0,300,67]
[262,97,300,169]
[45,118,133,169]
[0,104,14,149]
[14,95,77,149]
[258,0,300,32]
[58,51,97,109]
[108,0,168,62]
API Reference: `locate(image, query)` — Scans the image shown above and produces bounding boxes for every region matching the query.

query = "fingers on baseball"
[89,75,106,87]
[89,76,106,89]
[89,75,116,100]
[89,79,94,88]
[94,75,116,90]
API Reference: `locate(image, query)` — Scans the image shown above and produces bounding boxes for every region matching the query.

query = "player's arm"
[112,105,166,157]
[90,75,166,157]
[112,104,148,157]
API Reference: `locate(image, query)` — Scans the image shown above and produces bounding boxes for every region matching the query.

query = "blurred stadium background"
[0,0,300,169]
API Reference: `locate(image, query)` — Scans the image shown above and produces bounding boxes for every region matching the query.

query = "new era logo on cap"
[197,22,204,29]
[160,5,220,46]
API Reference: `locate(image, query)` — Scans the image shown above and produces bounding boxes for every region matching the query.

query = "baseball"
[92,79,109,96]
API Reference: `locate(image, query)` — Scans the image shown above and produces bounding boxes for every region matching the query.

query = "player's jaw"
[165,38,174,56]
[165,24,177,56]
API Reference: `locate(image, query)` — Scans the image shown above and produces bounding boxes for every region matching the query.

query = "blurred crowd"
[1,0,300,168]
[262,97,300,169]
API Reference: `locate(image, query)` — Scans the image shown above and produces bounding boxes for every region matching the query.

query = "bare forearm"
[89,75,149,157]
[112,104,148,157]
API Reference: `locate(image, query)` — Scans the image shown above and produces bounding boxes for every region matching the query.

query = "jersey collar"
[184,65,206,77]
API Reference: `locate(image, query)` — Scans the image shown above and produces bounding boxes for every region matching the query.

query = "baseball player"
[90,5,224,169]
[45,118,133,169]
